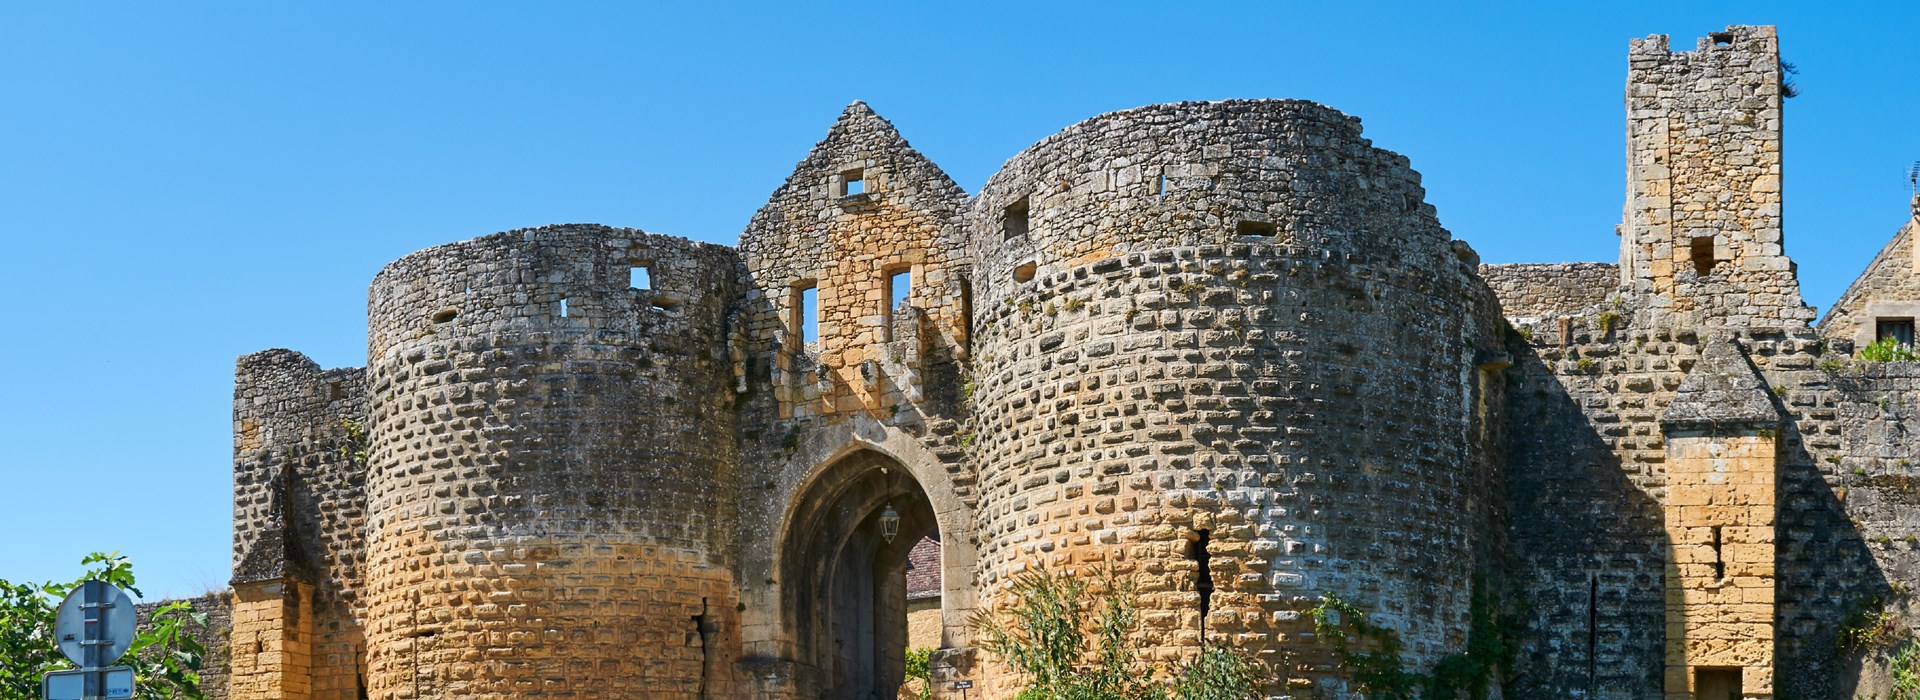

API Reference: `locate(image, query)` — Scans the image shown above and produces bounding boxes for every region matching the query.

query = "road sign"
[45,581,138,700]
[54,581,135,666]
[43,667,134,700]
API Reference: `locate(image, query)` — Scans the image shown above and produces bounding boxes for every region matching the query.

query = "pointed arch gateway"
[780,449,941,699]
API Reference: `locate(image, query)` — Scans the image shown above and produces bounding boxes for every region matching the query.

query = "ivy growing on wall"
[1309,575,1521,700]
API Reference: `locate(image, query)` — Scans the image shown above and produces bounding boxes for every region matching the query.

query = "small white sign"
[42,666,135,700]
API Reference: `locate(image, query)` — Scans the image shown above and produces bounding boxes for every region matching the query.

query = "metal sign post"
[43,580,137,700]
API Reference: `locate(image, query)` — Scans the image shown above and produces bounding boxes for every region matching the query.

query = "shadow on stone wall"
[1774,367,1898,700]
[1500,341,1668,698]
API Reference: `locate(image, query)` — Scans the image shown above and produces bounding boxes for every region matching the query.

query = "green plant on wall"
[1890,642,1920,700]
[905,647,935,700]
[337,418,369,466]
[1310,576,1517,700]
[972,568,1261,700]
[1859,337,1920,363]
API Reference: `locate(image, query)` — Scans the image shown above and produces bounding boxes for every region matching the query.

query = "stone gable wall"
[1820,199,1920,353]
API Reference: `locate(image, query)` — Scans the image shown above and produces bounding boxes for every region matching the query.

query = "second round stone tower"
[360,225,744,698]
[965,100,1509,689]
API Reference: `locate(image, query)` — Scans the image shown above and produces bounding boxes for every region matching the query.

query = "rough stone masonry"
[202,25,1919,700]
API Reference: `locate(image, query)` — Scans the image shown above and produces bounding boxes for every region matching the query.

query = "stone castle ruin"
[207,26,1920,700]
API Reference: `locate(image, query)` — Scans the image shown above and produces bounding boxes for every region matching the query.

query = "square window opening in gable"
[1236,220,1276,237]
[792,282,819,346]
[1004,196,1030,240]
[1878,317,1915,347]
[840,168,865,197]
[630,265,652,290]
[1691,236,1720,277]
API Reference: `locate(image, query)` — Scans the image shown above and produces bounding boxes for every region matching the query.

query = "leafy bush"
[905,647,934,700]
[1892,642,1920,700]
[0,552,208,699]
[972,568,1261,700]
[1859,337,1920,363]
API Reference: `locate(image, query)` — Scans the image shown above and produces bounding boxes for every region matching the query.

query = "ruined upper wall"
[737,102,971,421]
[1620,25,1812,328]
[361,224,747,697]
[962,98,1509,694]
[1820,196,1920,352]
[231,348,369,700]
[1480,262,1620,320]
[968,99,1446,312]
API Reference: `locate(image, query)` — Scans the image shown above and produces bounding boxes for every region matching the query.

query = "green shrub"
[1860,337,1920,363]
[905,647,934,700]
[1892,642,1920,700]
[972,568,1261,700]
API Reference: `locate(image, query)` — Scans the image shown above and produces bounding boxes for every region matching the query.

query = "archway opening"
[781,450,939,699]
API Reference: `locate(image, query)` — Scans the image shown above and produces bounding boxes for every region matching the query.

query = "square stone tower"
[1620,25,1814,328]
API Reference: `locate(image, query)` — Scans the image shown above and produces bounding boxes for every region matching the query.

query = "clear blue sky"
[2,3,1915,600]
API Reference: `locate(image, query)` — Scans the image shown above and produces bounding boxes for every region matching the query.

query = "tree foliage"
[0,552,209,700]
[971,568,1261,700]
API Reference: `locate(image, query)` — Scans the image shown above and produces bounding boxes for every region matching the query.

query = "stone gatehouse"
[204,25,1920,700]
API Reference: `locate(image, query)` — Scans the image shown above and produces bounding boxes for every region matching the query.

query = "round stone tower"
[360,225,743,698]
[965,100,1504,690]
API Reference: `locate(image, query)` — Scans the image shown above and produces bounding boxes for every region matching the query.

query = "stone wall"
[231,349,368,700]
[964,100,1509,696]
[360,225,744,699]
[1480,262,1619,320]
[1819,197,1920,353]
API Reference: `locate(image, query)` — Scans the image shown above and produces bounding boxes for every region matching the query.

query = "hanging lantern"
[878,503,901,543]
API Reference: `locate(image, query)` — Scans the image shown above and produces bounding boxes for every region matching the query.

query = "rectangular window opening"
[793,283,819,346]
[1156,171,1168,197]
[888,270,912,314]
[841,168,865,197]
[1004,196,1030,240]
[1237,220,1276,237]
[1691,236,1720,277]
[630,265,652,290]
[1695,668,1743,700]
[558,298,569,318]
[1709,32,1735,45]
[959,276,974,343]
[885,269,912,341]
[1877,318,1916,347]
[1709,525,1726,581]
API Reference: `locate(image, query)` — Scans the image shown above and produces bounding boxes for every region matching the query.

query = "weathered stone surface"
[1663,337,1780,428]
